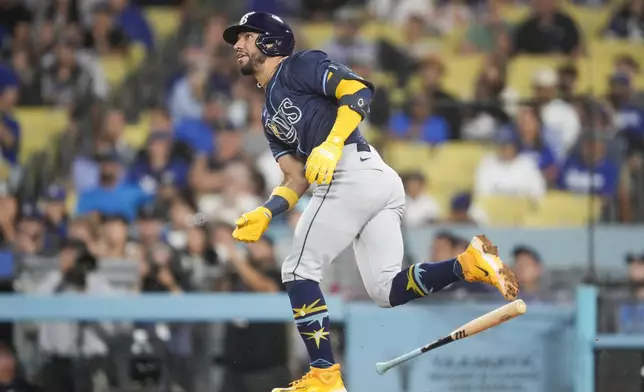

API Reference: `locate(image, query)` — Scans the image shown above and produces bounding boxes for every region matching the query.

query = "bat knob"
[375,362,388,375]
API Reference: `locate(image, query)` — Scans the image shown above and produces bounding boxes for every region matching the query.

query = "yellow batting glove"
[305,141,343,185]
[232,206,272,243]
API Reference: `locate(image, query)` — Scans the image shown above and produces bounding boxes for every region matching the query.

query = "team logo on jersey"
[265,98,302,144]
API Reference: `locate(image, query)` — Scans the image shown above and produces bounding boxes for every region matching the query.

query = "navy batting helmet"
[223,12,295,57]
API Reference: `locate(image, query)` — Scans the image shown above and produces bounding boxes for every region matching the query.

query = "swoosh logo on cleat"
[476,265,489,277]
[360,157,371,162]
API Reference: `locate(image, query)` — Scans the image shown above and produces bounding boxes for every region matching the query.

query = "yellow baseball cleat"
[456,234,519,300]
[272,364,347,392]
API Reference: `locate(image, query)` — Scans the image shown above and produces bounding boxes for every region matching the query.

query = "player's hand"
[305,141,343,184]
[232,206,272,243]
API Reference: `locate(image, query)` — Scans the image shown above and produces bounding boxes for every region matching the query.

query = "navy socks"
[389,258,464,307]
[285,260,464,368]
[285,280,335,369]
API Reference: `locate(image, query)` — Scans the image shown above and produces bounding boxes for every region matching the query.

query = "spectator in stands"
[198,162,262,227]
[614,54,644,106]
[109,0,155,52]
[36,238,115,392]
[201,14,228,57]
[40,38,94,109]
[71,137,114,193]
[137,239,199,392]
[0,0,32,60]
[66,216,102,256]
[35,17,58,59]
[513,0,581,55]
[0,342,38,392]
[100,108,136,165]
[99,213,133,259]
[368,0,436,28]
[512,245,550,303]
[41,185,69,248]
[168,64,209,123]
[323,7,377,68]
[401,171,441,228]
[617,151,643,222]
[242,90,270,157]
[515,107,559,185]
[430,231,457,262]
[10,47,43,106]
[214,230,290,392]
[462,56,515,141]
[399,15,442,62]
[0,72,20,184]
[0,181,16,247]
[434,0,474,35]
[607,72,644,156]
[446,192,486,225]
[532,67,582,161]
[190,125,245,195]
[43,0,81,37]
[604,0,644,42]
[126,131,191,196]
[389,93,449,145]
[417,55,462,139]
[15,204,57,257]
[174,92,230,155]
[165,195,197,251]
[459,0,512,55]
[474,126,547,199]
[615,252,644,332]
[135,202,165,251]
[139,241,195,293]
[76,149,150,222]
[83,2,129,55]
[177,224,213,290]
[557,63,580,103]
[626,252,644,300]
[558,133,620,203]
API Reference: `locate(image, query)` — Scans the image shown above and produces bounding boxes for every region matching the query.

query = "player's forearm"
[259,156,308,219]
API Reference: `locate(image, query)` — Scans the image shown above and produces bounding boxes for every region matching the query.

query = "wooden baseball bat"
[375,299,527,375]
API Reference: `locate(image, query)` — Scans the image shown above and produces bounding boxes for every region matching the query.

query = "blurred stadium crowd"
[0,0,641,390]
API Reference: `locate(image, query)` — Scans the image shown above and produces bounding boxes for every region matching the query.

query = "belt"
[357,143,371,152]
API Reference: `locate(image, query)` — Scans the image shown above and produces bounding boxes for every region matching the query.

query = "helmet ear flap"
[256,34,288,56]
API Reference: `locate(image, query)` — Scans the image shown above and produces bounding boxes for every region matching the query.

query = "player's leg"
[276,175,371,391]
[352,206,465,307]
[353,170,519,308]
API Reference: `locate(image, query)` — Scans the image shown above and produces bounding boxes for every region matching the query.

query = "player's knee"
[366,278,394,308]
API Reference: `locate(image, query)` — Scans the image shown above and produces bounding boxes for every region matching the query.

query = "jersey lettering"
[265,98,302,144]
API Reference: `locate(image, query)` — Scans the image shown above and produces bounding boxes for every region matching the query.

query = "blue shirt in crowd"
[389,112,449,145]
[126,158,191,194]
[615,104,644,136]
[76,183,151,222]
[521,143,557,171]
[174,118,215,154]
[114,4,155,51]
[557,155,619,197]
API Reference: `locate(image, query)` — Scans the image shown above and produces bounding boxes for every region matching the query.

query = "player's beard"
[240,51,267,76]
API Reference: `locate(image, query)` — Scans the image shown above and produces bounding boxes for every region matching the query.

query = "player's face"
[234,31,266,75]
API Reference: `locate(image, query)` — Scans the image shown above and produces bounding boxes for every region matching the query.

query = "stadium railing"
[2,287,624,392]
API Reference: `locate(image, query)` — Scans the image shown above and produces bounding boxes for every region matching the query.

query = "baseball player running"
[223,12,519,392]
